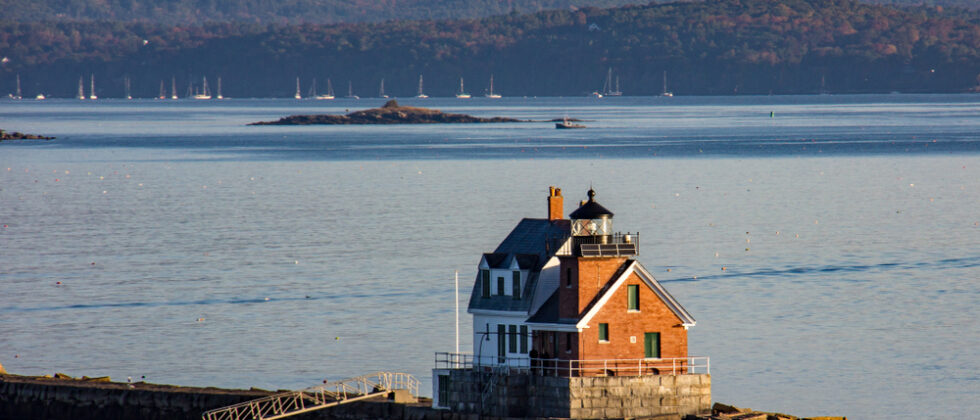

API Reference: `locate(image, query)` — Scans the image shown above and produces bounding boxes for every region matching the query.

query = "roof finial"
[587,187,596,201]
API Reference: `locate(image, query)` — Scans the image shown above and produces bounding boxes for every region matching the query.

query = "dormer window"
[512,271,521,300]
[497,276,505,295]
[481,270,490,298]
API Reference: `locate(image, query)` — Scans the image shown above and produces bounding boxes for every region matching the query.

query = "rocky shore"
[0,129,54,141]
[0,367,845,420]
[250,99,522,125]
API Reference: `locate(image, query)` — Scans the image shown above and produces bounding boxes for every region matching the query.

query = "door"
[644,332,660,358]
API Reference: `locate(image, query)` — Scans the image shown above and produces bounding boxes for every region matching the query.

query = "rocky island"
[0,129,54,141]
[250,100,522,125]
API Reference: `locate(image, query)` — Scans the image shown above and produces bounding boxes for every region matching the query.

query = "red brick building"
[465,187,696,377]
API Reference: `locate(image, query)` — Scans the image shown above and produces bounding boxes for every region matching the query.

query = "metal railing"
[552,232,640,257]
[435,352,708,376]
[201,372,419,420]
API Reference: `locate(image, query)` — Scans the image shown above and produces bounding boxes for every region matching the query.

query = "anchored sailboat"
[379,78,388,99]
[603,68,622,96]
[89,74,97,100]
[171,76,178,99]
[416,74,428,98]
[192,76,211,99]
[216,77,224,99]
[12,74,21,99]
[660,71,673,97]
[124,75,132,99]
[158,80,166,99]
[294,77,302,99]
[455,77,470,98]
[346,80,359,99]
[315,78,335,100]
[485,74,501,98]
[77,76,85,100]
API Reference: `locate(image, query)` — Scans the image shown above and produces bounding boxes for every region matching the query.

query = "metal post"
[455,270,459,357]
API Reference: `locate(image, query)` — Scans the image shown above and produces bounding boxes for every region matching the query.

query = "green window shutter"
[644,332,660,358]
[628,285,639,310]
[497,277,504,295]
[512,271,521,300]
[497,324,506,362]
[509,325,518,353]
[438,375,449,405]
[481,270,490,298]
[598,323,608,342]
[520,325,528,353]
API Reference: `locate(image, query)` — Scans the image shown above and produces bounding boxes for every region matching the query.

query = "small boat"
[89,74,97,100]
[35,93,46,100]
[345,80,359,99]
[315,78,335,100]
[556,117,586,129]
[192,76,211,99]
[455,77,470,98]
[591,91,603,98]
[416,74,428,98]
[485,74,501,98]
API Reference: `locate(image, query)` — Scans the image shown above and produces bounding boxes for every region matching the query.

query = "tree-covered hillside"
[0,0,651,25]
[2,0,979,97]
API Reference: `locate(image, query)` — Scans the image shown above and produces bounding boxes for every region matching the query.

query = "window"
[509,325,518,353]
[598,323,609,342]
[520,325,528,353]
[512,271,521,299]
[565,267,572,287]
[497,325,506,362]
[565,332,572,352]
[628,285,640,311]
[497,276,505,295]
[438,374,449,405]
[481,270,490,298]
[644,332,661,358]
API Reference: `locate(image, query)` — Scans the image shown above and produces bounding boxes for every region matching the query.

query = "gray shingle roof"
[468,218,569,313]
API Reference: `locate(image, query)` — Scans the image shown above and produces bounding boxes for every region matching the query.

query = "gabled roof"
[576,260,696,328]
[468,218,570,314]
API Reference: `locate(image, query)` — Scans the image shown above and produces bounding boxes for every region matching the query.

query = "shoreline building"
[433,187,710,418]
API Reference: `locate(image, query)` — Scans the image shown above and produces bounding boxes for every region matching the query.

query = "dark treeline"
[3,0,980,98]
[0,0,650,25]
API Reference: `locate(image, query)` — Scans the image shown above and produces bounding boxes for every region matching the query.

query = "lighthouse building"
[433,187,710,418]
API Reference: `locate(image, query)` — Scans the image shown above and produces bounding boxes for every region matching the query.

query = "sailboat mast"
[217,77,223,99]
[78,76,85,99]
[379,78,385,97]
[418,74,423,96]
[89,74,97,99]
[14,74,21,99]
[171,76,177,99]
[294,77,301,99]
[159,80,165,99]
[125,75,132,99]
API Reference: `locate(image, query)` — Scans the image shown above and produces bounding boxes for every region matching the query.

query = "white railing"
[202,372,419,420]
[435,352,708,376]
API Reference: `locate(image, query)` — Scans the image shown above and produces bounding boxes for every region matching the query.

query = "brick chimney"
[548,186,564,220]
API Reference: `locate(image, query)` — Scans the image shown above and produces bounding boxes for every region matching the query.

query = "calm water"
[1,95,978,419]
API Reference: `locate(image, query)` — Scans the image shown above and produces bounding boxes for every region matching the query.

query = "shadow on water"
[0,289,425,314]
[660,256,980,283]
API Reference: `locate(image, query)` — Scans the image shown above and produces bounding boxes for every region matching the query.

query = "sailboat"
[485,74,501,98]
[124,75,132,99]
[77,76,86,100]
[315,78,335,100]
[192,76,211,99]
[294,77,302,99]
[171,76,178,99]
[89,74,98,100]
[216,77,224,99]
[12,74,22,99]
[603,68,622,96]
[345,80,359,99]
[660,71,673,97]
[416,74,428,98]
[379,78,388,99]
[158,80,166,99]
[455,77,470,98]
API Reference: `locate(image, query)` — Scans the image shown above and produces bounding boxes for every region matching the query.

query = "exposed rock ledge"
[1,129,54,141]
[250,99,522,125]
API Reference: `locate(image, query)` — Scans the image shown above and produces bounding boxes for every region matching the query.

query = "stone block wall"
[441,370,710,418]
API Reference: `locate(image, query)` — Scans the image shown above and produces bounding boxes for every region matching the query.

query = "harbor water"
[1,95,978,418]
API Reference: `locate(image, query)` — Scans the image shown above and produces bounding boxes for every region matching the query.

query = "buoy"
[264,297,270,301]
[721,267,726,271]
[666,268,671,272]
[335,337,339,340]
[56,281,61,285]
[770,111,774,118]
